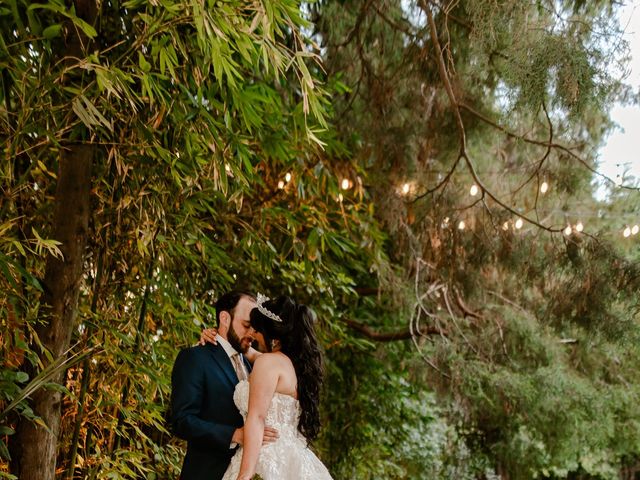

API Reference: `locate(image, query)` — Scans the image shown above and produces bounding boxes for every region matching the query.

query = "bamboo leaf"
[28,3,97,38]
[42,24,62,39]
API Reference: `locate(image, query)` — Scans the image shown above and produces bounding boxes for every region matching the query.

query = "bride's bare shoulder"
[251,353,291,383]
[252,352,282,368]
[253,352,293,372]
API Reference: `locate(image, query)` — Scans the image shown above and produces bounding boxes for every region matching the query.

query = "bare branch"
[454,287,482,319]
[410,155,462,202]
[354,287,380,296]
[460,103,640,192]
[372,4,418,37]
[342,317,445,341]
[333,0,374,48]
[419,1,568,232]
[423,1,466,152]
[511,102,553,197]
[443,287,479,355]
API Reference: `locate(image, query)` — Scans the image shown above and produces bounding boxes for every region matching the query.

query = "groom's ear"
[219,311,231,330]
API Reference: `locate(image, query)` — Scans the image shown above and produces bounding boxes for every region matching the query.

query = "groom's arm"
[170,348,237,450]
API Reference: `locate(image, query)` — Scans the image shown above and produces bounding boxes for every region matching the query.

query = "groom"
[171,290,278,480]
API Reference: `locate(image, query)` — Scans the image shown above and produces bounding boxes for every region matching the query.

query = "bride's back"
[264,351,298,400]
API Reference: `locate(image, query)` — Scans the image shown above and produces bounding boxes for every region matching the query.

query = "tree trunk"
[11,145,93,480]
[10,0,98,476]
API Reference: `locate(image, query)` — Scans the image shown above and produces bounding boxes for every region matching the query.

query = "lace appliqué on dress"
[221,380,333,480]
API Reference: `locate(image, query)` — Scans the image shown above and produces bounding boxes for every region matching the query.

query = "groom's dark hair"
[214,290,255,327]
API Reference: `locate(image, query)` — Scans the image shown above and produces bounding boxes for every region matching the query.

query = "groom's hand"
[231,426,279,446]
[262,426,279,444]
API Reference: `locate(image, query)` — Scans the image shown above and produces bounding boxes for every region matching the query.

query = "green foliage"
[320,344,446,479]
[312,0,640,478]
[0,0,383,476]
[1,0,640,478]
[466,0,621,116]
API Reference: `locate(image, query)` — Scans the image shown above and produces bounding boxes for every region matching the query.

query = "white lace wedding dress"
[222,380,333,480]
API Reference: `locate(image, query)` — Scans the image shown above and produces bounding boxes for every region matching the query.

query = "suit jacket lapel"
[206,343,238,386]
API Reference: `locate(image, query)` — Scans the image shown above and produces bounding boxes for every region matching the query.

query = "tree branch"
[342,318,445,342]
[460,102,640,192]
[419,1,568,233]
[454,287,482,319]
[354,287,379,296]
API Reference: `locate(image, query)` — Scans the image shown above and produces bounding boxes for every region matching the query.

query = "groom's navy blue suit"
[171,342,251,480]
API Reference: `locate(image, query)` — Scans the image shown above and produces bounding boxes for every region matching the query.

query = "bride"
[221,294,333,480]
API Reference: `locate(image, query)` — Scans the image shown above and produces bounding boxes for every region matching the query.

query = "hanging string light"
[615,175,623,187]
[285,172,292,183]
[540,181,549,194]
[324,174,638,240]
[277,180,285,189]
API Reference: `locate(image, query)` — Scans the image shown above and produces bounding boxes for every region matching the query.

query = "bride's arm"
[198,328,262,364]
[236,355,279,480]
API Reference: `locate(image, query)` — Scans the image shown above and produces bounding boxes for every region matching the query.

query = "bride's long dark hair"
[250,296,324,441]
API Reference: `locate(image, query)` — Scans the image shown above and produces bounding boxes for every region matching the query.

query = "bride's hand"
[199,327,218,346]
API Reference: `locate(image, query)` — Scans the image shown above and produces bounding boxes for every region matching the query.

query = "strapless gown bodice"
[221,380,333,479]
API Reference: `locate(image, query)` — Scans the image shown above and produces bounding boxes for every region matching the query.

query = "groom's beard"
[228,323,250,354]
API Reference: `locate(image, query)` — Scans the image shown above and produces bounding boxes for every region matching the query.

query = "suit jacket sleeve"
[171,348,237,450]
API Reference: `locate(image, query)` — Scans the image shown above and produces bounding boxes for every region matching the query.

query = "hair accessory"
[256,293,283,323]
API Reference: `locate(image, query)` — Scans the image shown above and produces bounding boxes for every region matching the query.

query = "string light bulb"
[469,184,479,196]
[615,175,623,187]
[632,225,639,235]
[564,225,572,236]
[502,221,509,231]
[623,227,631,238]
[277,180,285,189]
[575,222,584,232]
[402,183,410,195]
[341,178,350,190]
[285,172,292,183]
[514,218,524,229]
[337,193,344,202]
[458,220,466,230]
[540,181,549,194]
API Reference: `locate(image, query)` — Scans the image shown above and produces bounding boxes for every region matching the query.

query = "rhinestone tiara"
[256,293,283,323]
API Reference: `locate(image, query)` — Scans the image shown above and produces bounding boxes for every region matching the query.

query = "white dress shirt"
[215,334,246,449]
